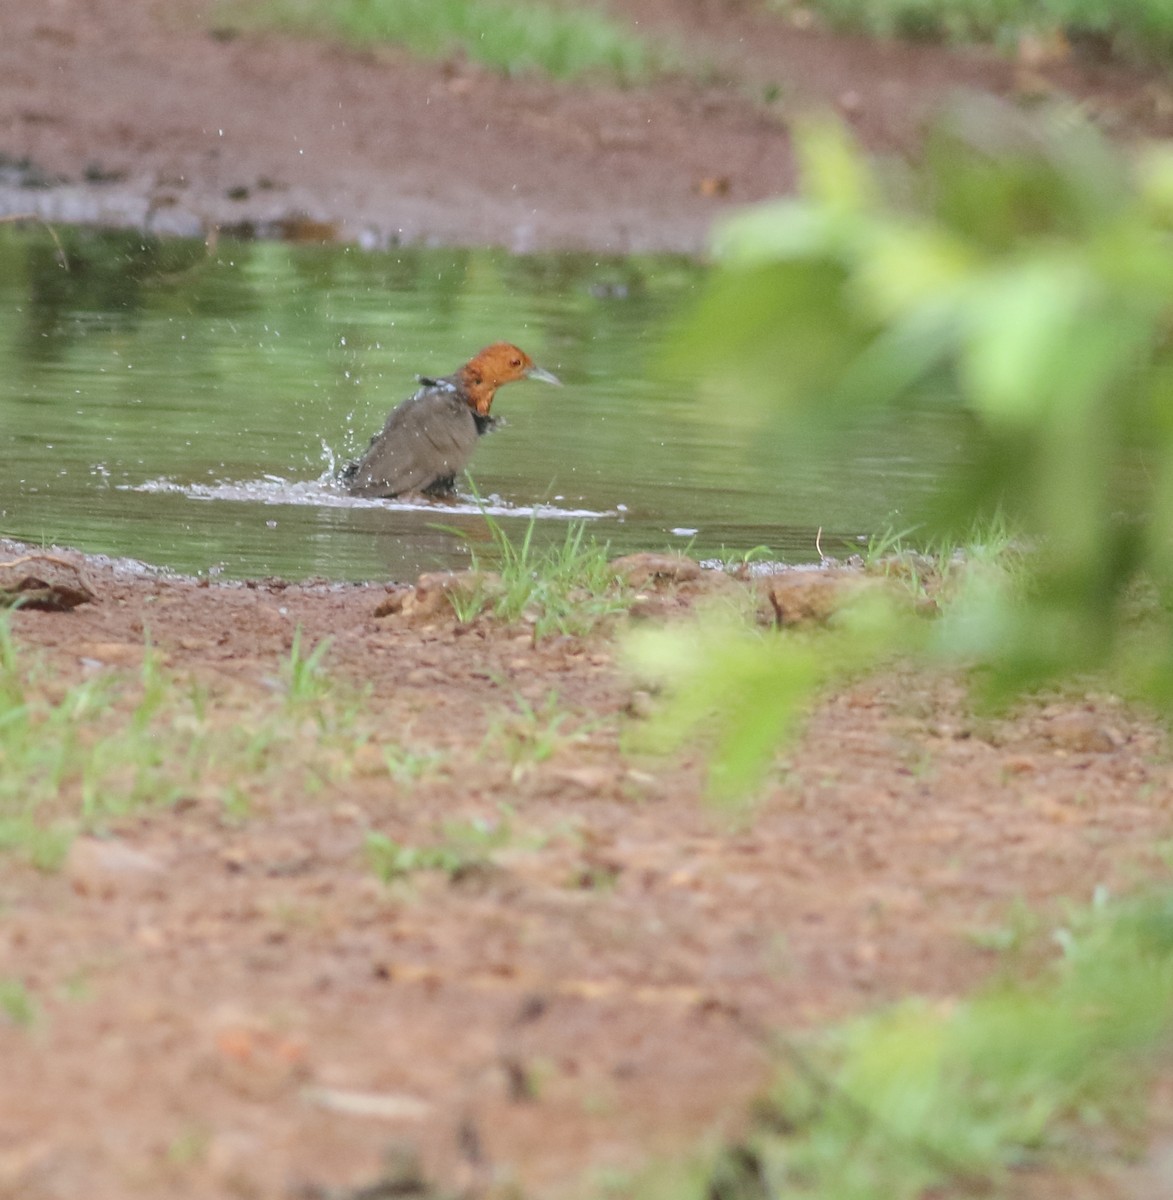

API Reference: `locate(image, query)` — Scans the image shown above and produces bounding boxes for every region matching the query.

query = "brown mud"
[0,0,1170,253]
[1,544,1172,1198]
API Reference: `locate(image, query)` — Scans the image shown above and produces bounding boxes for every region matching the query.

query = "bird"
[342,342,561,499]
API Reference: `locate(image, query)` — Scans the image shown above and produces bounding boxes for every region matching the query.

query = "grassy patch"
[281,627,333,709]
[365,816,512,883]
[485,689,597,779]
[223,0,660,81]
[0,978,36,1027]
[663,888,1173,1200]
[0,623,192,857]
[860,516,1025,605]
[382,743,448,786]
[0,616,401,866]
[445,502,633,639]
[769,0,1173,66]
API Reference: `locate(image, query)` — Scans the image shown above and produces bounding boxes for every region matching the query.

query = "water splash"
[122,475,611,520]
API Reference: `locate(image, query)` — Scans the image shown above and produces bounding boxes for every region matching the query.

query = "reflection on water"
[0,227,965,581]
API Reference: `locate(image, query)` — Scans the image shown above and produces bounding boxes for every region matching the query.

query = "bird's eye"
[510,357,521,367]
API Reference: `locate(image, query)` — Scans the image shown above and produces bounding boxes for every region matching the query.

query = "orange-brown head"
[455,342,561,416]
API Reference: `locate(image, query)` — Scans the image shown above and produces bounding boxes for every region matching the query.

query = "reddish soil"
[1,0,1170,252]
[2,5,1173,1197]
[1,547,1172,1199]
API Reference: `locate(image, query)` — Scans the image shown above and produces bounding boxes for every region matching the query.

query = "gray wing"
[345,388,479,497]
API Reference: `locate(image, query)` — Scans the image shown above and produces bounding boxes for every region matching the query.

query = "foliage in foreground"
[639,100,1173,798]
[632,525,1024,799]
[769,0,1173,66]
[223,0,658,81]
[645,889,1173,1200]
[630,586,919,803]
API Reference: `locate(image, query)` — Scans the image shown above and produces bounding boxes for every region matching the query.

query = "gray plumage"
[343,378,498,499]
[341,343,560,498]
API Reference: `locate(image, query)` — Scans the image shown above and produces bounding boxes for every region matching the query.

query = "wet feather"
[343,343,560,499]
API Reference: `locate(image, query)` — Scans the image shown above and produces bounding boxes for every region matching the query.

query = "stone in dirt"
[64,837,166,897]
[0,553,95,611]
[759,570,902,627]
[376,571,501,621]
[1044,711,1124,754]
[610,553,702,587]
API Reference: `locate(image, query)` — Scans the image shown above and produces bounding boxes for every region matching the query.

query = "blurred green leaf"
[958,258,1092,429]
[712,889,1173,1200]
[795,116,878,213]
[853,223,974,317]
[628,592,924,804]
[658,99,1173,794]
[1138,145,1173,227]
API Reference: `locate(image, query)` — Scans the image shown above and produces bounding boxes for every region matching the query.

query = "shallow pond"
[1,227,963,581]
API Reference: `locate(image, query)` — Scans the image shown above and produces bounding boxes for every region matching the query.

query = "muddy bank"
[2,0,1170,253]
[1,538,1171,1197]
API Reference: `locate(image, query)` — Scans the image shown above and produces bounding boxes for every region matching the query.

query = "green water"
[1,227,962,581]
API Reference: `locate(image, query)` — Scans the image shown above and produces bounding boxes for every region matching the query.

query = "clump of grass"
[860,515,1023,606]
[382,743,447,785]
[861,516,1018,572]
[769,0,1173,67]
[966,895,1041,954]
[445,499,633,638]
[281,627,332,709]
[0,614,386,866]
[365,816,512,884]
[484,689,594,778]
[710,543,777,575]
[0,978,36,1027]
[688,888,1173,1200]
[225,0,660,81]
[0,821,71,871]
[166,1126,211,1168]
[0,620,167,850]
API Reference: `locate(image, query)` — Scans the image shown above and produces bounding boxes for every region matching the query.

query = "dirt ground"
[1,0,1171,252]
[1,547,1172,1200]
[3,4,1173,1197]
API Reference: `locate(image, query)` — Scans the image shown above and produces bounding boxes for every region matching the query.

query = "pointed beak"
[526,364,562,387]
